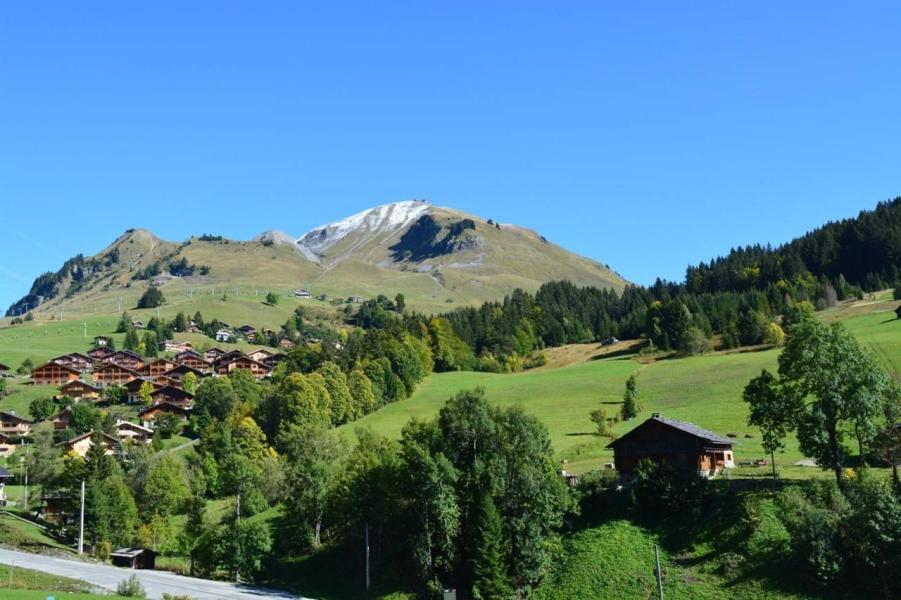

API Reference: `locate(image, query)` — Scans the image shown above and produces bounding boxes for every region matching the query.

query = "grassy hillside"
[343,301,901,476]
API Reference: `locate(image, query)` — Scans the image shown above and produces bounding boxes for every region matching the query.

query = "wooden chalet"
[0,433,15,457]
[113,420,153,445]
[294,288,312,298]
[188,321,203,333]
[93,335,113,347]
[88,346,115,361]
[153,375,181,388]
[213,350,244,366]
[607,414,735,478]
[262,354,285,369]
[105,350,144,371]
[111,547,156,570]
[237,325,257,338]
[124,378,162,403]
[174,351,211,371]
[142,358,178,377]
[215,354,271,378]
[164,340,193,353]
[93,363,139,386]
[203,347,226,362]
[56,380,101,401]
[51,352,93,371]
[247,348,276,362]
[59,431,119,458]
[139,402,190,427]
[279,338,297,350]
[162,363,205,382]
[149,385,194,406]
[0,412,33,437]
[131,318,145,329]
[50,406,75,431]
[0,362,10,375]
[31,362,80,385]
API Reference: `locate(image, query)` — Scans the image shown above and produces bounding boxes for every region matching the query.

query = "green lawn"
[0,513,72,553]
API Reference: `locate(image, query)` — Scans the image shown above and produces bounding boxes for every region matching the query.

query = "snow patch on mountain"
[296,200,431,256]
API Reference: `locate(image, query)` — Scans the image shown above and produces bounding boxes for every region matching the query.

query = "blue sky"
[2,2,900,311]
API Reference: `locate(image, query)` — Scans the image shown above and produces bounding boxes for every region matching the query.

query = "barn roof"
[607,414,733,448]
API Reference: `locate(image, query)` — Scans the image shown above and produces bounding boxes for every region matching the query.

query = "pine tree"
[472,494,512,600]
[621,374,640,420]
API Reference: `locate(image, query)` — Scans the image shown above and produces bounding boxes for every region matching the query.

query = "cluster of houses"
[11,337,287,457]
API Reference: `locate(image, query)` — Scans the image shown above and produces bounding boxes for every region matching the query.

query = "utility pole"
[83,321,87,338]
[654,544,664,600]
[235,491,241,583]
[364,521,371,591]
[22,441,28,510]
[78,481,85,555]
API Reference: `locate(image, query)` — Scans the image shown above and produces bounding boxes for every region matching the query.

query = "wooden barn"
[247,348,276,362]
[113,420,154,445]
[203,347,226,362]
[607,414,735,478]
[31,362,80,385]
[162,363,205,383]
[93,335,113,347]
[56,380,101,401]
[93,363,138,386]
[174,351,211,372]
[0,412,33,437]
[0,362,9,375]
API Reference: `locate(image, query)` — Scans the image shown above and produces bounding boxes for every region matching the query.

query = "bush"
[137,286,165,309]
[629,460,709,516]
[97,540,112,561]
[117,574,147,598]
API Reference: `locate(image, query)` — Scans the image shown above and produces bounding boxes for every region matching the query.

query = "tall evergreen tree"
[471,494,512,600]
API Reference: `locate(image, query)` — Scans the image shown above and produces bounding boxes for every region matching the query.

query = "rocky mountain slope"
[7,201,626,317]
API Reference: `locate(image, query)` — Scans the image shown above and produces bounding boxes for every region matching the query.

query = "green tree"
[746,319,890,490]
[124,329,140,352]
[143,455,190,517]
[319,361,355,425]
[17,357,34,375]
[621,374,640,420]
[265,291,279,305]
[743,369,793,482]
[472,494,513,600]
[394,293,405,313]
[104,384,126,404]
[142,331,159,357]
[182,371,197,395]
[29,396,59,421]
[347,368,377,416]
[192,377,238,431]
[261,373,331,447]
[280,423,346,548]
[139,381,155,406]
[589,408,609,436]
[174,311,188,332]
[116,312,133,333]
[137,286,165,309]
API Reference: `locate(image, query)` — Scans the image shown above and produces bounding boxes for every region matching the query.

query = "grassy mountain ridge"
[6,202,626,318]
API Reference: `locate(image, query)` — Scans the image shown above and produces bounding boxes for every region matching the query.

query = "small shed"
[0,466,13,505]
[111,547,157,569]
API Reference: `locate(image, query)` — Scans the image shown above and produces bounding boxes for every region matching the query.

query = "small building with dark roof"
[149,385,194,406]
[31,362,81,386]
[110,547,157,569]
[607,414,735,478]
[139,402,191,428]
[56,380,101,401]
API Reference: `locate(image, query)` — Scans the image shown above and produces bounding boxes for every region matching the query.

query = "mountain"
[6,201,626,317]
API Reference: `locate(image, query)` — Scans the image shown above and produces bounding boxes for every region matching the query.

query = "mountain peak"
[297,200,432,257]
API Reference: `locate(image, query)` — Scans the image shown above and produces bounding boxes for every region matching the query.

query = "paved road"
[0,547,308,599]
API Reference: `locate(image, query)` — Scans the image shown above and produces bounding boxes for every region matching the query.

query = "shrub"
[629,460,709,516]
[117,574,147,598]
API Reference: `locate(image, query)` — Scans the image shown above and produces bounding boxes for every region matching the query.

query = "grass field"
[344,302,901,476]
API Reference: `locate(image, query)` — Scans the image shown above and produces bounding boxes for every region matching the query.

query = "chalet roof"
[150,385,193,398]
[53,352,92,362]
[0,411,33,424]
[110,349,142,360]
[93,335,113,340]
[138,401,191,416]
[219,354,270,369]
[607,414,733,448]
[125,377,161,391]
[214,350,245,365]
[60,380,101,391]
[58,431,119,447]
[0,466,12,479]
[32,362,80,374]
[114,420,153,434]
[249,348,276,357]
[165,364,207,376]
[50,406,74,420]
